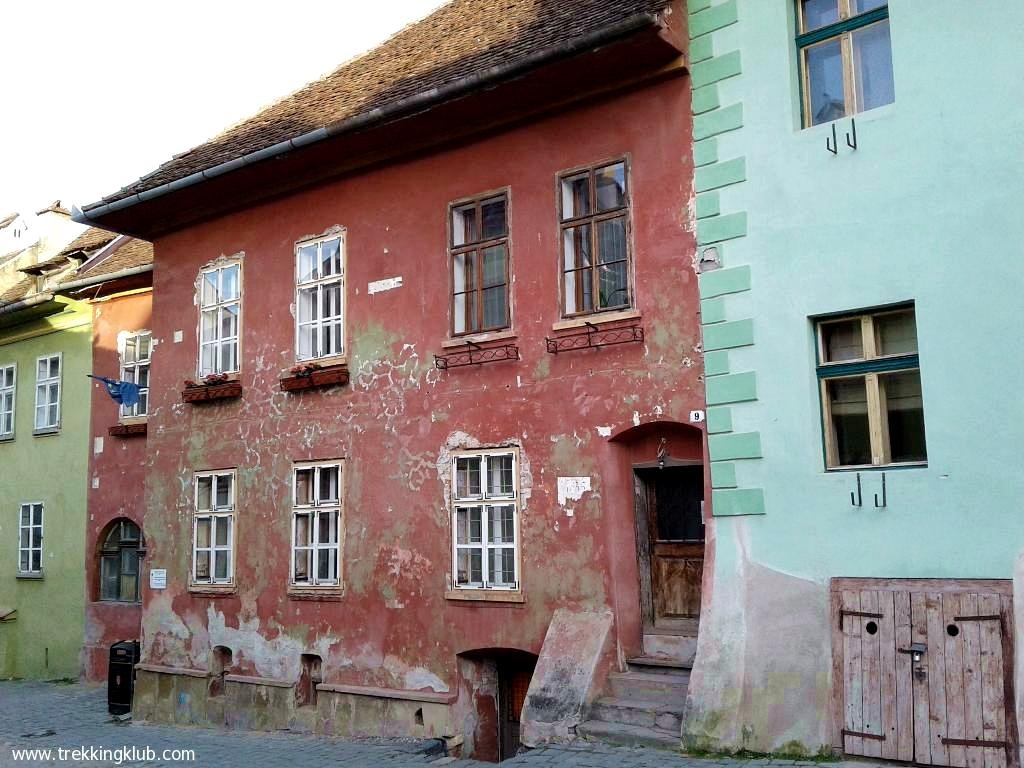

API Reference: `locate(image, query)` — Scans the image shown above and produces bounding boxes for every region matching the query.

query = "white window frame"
[120,331,152,419]
[18,502,43,575]
[290,461,343,587]
[33,353,61,433]
[198,263,241,376]
[451,448,520,591]
[294,234,345,362]
[0,363,15,439]
[192,471,236,586]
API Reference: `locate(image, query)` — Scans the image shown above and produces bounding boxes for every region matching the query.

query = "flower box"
[108,422,147,437]
[181,381,243,403]
[280,364,350,392]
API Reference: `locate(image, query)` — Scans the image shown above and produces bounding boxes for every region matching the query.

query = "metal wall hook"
[845,117,858,150]
[874,472,887,508]
[826,123,838,155]
[850,472,862,507]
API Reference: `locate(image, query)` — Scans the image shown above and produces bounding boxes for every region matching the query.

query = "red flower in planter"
[289,362,322,378]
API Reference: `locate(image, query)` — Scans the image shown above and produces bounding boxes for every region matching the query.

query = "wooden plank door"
[645,466,704,624]
[834,580,1017,768]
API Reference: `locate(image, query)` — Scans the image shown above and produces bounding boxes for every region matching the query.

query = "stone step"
[642,633,697,667]
[626,655,692,674]
[607,670,688,701]
[576,719,681,751]
[590,695,686,731]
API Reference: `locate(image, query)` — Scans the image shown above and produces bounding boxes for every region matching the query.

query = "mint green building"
[684,0,1024,763]
[0,287,91,679]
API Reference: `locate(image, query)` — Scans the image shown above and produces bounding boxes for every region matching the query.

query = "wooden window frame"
[192,471,236,586]
[448,191,511,338]
[451,448,521,593]
[18,502,43,576]
[99,519,143,603]
[33,353,61,434]
[816,306,926,470]
[558,159,632,318]
[294,233,346,362]
[120,331,152,420]
[198,262,242,377]
[0,362,15,440]
[796,1,891,128]
[290,460,343,588]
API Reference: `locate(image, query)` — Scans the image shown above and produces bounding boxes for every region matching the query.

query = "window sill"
[295,354,347,367]
[826,462,927,473]
[280,363,349,393]
[445,589,525,604]
[551,308,640,332]
[287,586,345,601]
[181,382,243,403]
[188,584,237,597]
[441,329,516,349]
[16,572,44,581]
[32,427,60,437]
[94,599,142,606]
[0,435,13,443]
[109,422,147,437]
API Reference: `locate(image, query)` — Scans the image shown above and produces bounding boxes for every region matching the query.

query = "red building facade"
[79,1,702,758]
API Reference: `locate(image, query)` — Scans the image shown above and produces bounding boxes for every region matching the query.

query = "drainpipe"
[57,264,153,292]
[73,12,662,225]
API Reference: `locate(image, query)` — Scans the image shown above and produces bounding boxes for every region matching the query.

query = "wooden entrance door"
[832,579,1018,768]
[635,466,704,628]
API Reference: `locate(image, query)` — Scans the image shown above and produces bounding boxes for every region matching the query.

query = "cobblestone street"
[0,681,883,768]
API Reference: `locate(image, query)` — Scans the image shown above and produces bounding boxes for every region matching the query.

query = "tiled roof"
[0,276,36,304]
[58,227,119,257]
[0,213,17,230]
[75,237,153,280]
[35,200,70,216]
[87,0,672,209]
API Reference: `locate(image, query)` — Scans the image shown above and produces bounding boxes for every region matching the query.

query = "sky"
[0,0,442,217]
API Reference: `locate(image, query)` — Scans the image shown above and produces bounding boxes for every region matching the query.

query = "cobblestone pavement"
[1,681,886,768]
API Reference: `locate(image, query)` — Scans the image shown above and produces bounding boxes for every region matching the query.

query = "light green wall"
[687,0,1024,753]
[0,302,91,679]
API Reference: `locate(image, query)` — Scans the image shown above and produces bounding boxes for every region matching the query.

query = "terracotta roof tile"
[88,0,672,209]
[0,276,36,304]
[75,237,153,280]
[58,227,119,257]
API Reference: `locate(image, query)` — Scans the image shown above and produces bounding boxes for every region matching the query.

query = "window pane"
[31,551,41,572]
[195,551,210,580]
[201,272,218,306]
[221,266,239,301]
[597,219,626,264]
[37,358,48,379]
[295,513,311,546]
[800,0,839,31]
[19,550,29,572]
[298,244,318,282]
[121,548,139,576]
[214,551,229,580]
[137,366,150,389]
[486,455,514,497]
[123,338,137,364]
[318,466,340,504]
[561,172,590,220]
[853,21,894,113]
[563,224,592,270]
[452,203,478,247]
[200,344,216,376]
[456,548,483,586]
[482,287,507,330]
[482,245,506,288]
[220,340,237,373]
[295,468,313,505]
[215,476,232,508]
[322,282,342,320]
[324,320,343,356]
[101,555,119,600]
[595,163,626,211]
[197,477,213,510]
[120,573,138,602]
[321,238,341,277]
[221,305,239,339]
[20,528,29,548]
[20,506,29,526]
[488,548,516,586]
[827,377,871,466]
[294,547,310,581]
[806,38,846,126]
[138,334,151,360]
[875,309,917,356]
[31,527,41,548]
[196,518,211,548]
[455,457,481,498]
[481,197,507,240]
[201,309,218,344]
[488,505,515,544]
[297,287,316,324]
[456,506,482,545]
[317,548,332,581]
[49,356,59,378]
[214,516,229,546]
[821,319,864,362]
[882,371,926,463]
[853,0,886,13]
[318,510,337,544]
[599,262,629,309]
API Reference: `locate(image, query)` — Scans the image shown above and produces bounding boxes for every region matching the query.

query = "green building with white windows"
[683,0,1024,763]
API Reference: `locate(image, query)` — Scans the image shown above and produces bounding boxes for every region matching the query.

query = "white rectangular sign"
[149,568,167,590]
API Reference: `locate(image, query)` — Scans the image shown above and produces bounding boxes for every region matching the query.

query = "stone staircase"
[576,637,693,751]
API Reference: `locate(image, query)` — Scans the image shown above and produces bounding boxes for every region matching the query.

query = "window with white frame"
[452,450,519,591]
[120,332,151,418]
[18,503,43,575]
[192,471,235,585]
[34,354,61,432]
[295,236,344,361]
[199,263,240,376]
[291,462,342,586]
[0,364,15,438]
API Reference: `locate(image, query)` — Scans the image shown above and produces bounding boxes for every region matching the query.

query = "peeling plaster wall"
[83,289,151,680]
[135,75,701,746]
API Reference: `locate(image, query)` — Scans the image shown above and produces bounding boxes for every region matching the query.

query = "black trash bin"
[108,640,140,715]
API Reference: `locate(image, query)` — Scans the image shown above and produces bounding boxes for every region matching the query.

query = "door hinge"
[942,738,1007,748]
[842,729,885,741]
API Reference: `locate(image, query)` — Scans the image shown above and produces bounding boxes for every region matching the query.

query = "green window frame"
[796,0,894,128]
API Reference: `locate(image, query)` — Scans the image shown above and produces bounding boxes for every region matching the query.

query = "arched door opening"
[458,648,538,762]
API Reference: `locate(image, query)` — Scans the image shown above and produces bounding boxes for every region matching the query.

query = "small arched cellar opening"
[208,645,232,698]
[611,420,705,663]
[458,648,538,763]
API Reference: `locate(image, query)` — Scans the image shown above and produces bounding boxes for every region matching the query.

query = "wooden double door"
[634,466,705,628]
[832,579,1018,768]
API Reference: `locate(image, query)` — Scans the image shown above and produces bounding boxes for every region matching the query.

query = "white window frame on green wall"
[33,353,61,434]
[0,363,15,439]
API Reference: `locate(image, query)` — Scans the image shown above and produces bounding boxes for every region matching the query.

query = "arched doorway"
[457,648,538,762]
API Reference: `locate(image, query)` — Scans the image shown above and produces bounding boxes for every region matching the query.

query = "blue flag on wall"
[87,375,140,408]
